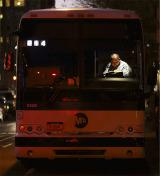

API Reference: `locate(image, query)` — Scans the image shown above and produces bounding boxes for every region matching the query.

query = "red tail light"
[19,125,25,132]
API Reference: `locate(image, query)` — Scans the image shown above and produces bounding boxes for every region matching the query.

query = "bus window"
[84,40,142,80]
[21,46,78,88]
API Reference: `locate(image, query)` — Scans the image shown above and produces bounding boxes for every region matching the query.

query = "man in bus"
[103,53,132,77]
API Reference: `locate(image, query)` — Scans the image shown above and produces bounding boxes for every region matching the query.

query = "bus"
[15,8,150,161]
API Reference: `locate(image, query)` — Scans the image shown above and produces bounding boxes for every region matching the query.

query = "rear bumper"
[15,137,145,159]
[15,146,145,159]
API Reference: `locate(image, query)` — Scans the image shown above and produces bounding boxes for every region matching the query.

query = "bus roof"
[21,8,140,20]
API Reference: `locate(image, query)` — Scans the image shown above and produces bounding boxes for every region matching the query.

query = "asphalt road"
[0,120,158,176]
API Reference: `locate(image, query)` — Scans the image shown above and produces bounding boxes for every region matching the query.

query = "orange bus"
[15,8,146,161]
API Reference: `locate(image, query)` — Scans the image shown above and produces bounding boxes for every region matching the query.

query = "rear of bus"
[15,8,145,160]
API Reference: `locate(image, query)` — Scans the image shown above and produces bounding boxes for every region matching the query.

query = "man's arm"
[103,63,111,76]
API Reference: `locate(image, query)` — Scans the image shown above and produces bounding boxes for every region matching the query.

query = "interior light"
[37,71,40,74]
[34,40,39,46]
[13,75,17,81]
[51,73,57,76]
[27,40,32,46]
[146,43,150,48]
[131,50,135,54]
[17,1,21,6]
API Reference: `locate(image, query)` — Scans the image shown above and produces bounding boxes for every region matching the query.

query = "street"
[0,119,158,176]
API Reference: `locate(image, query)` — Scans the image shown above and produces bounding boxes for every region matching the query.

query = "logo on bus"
[75,113,88,128]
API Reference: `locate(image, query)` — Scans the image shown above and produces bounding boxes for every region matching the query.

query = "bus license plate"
[47,122,64,131]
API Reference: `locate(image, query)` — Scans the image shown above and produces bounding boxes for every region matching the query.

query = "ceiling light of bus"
[146,43,150,48]
[51,73,57,76]
[16,1,21,6]
[131,50,135,54]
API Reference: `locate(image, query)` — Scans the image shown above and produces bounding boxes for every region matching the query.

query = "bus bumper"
[15,147,145,159]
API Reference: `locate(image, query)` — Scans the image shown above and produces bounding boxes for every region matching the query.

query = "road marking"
[0,136,15,142]
[0,132,15,135]
[2,143,13,148]
[0,134,9,138]
[24,168,36,176]
[6,122,16,126]
[0,133,15,138]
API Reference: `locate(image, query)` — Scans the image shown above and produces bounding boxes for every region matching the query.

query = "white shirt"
[103,60,132,77]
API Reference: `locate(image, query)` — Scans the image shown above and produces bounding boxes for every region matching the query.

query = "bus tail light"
[19,124,44,134]
[19,125,25,132]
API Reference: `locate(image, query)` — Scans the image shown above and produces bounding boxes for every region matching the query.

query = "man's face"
[111,56,120,68]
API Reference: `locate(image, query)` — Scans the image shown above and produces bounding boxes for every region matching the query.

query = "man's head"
[110,53,120,68]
